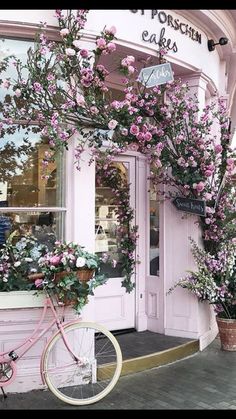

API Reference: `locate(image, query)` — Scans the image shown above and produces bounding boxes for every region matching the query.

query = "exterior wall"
[0,9,236,394]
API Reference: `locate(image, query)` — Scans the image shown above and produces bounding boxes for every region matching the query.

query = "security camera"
[208,37,229,51]
[219,37,228,46]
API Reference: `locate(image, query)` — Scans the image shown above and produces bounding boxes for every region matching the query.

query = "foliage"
[0,9,235,298]
[169,238,236,319]
[0,233,48,291]
[0,234,107,314]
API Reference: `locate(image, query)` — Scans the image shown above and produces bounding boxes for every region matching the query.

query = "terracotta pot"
[216,316,236,351]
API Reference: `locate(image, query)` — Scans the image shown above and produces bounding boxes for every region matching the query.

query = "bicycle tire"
[41,321,122,406]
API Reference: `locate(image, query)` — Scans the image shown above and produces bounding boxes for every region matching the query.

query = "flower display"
[0,235,107,313]
[0,8,235,297]
[0,233,48,291]
[169,238,236,319]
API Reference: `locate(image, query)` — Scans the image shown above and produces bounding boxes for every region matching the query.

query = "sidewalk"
[1,336,236,410]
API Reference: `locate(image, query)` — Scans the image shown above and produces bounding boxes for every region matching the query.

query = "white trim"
[0,290,45,309]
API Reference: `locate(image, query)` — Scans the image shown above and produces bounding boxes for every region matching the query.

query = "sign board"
[172,197,206,217]
[138,62,174,88]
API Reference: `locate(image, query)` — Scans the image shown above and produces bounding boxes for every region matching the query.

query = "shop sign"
[138,62,173,87]
[172,197,206,217]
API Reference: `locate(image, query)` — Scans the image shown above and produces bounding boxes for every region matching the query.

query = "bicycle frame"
[0,291,81,388]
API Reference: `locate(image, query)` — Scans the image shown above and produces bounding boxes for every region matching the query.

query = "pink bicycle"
[0,274,122,406]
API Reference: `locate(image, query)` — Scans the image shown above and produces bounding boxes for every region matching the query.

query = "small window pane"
[149,181,159,276]
[0,211,64,250]
[0,127,64,207]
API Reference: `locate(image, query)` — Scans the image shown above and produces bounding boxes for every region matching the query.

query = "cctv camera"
[219,37,228,46]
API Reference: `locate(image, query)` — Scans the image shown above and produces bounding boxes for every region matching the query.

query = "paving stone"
[2,338,236,410]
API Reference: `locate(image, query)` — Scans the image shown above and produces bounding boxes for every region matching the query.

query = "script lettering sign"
[138,62,174,88]
[172,197,206,217]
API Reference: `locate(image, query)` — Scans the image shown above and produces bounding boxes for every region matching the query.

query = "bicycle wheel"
[42,321,122,406]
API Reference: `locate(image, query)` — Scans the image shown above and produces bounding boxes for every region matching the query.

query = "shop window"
[149,180,159,276]
[0,38,65,247]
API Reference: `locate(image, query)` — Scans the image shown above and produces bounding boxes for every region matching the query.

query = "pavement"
[1,336,236,410]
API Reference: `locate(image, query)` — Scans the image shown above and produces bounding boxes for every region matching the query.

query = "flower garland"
[96,152,138,292]
[0,9,235,295]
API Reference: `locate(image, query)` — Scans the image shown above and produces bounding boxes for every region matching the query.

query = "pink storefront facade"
[1,9,236,392]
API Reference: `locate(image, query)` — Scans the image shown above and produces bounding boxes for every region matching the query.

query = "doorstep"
[114,330,199,376]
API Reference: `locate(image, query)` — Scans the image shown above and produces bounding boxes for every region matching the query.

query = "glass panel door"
[95,161,130,278]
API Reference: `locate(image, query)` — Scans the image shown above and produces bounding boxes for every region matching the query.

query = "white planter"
[0,290,45,309]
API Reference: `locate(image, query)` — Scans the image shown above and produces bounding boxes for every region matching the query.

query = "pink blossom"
[65,48,76,56]
[105,26,117,35]
[130,124,139,135]
[76,93,85,107]
[2,79,10,89]
[214,144,223,154]
[108,119,118,130]
[72,40,81,48]
[60,28,69,37]
[107,42,116,52]
[15,88,21,97]
[96,38,106,49]
[49,256,61,266]
[80,49,89,58]
[90,106,99,114]
[35,279,43,288]
[144,132,152,141]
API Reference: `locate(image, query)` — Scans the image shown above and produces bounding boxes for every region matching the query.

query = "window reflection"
[0,38,33,103]
[95,162,129,278]
[0,128,63,207]
[0,211,64,250]
[149,181,159,276]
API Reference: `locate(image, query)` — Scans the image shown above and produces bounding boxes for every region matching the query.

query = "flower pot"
[55,269,94,282]
[216,316,236,351]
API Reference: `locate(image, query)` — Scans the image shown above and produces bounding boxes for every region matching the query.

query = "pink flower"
[49,256,61,266]
[60,28,69,37]
[214,144,223,154]
[76,93,85,107]
[15,88,21,97]
[72,40,81,49]
[35,279,43,288]
[65,48,76,56]
[108,119,118,130]
[80,49,89,58]
[105,26,117,35]
[130,124,139,135]
[2,79,10,89]
[96,38,106,49]
[107,42,116,52]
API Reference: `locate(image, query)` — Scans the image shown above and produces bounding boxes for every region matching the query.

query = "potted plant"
[169,238,236,350]
[37,241,107,313]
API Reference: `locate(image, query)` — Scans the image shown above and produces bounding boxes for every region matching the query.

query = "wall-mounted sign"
[172,197,206,217]
[138,62,174,87]
[142,28,178,52]
[130,10,202,44]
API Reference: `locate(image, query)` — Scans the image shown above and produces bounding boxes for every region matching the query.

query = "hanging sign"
[172,197,206,217]
[138,62,174,88]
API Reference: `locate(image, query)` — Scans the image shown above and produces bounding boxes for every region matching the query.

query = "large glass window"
[149,180,159,276]
[0,38,65,247]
